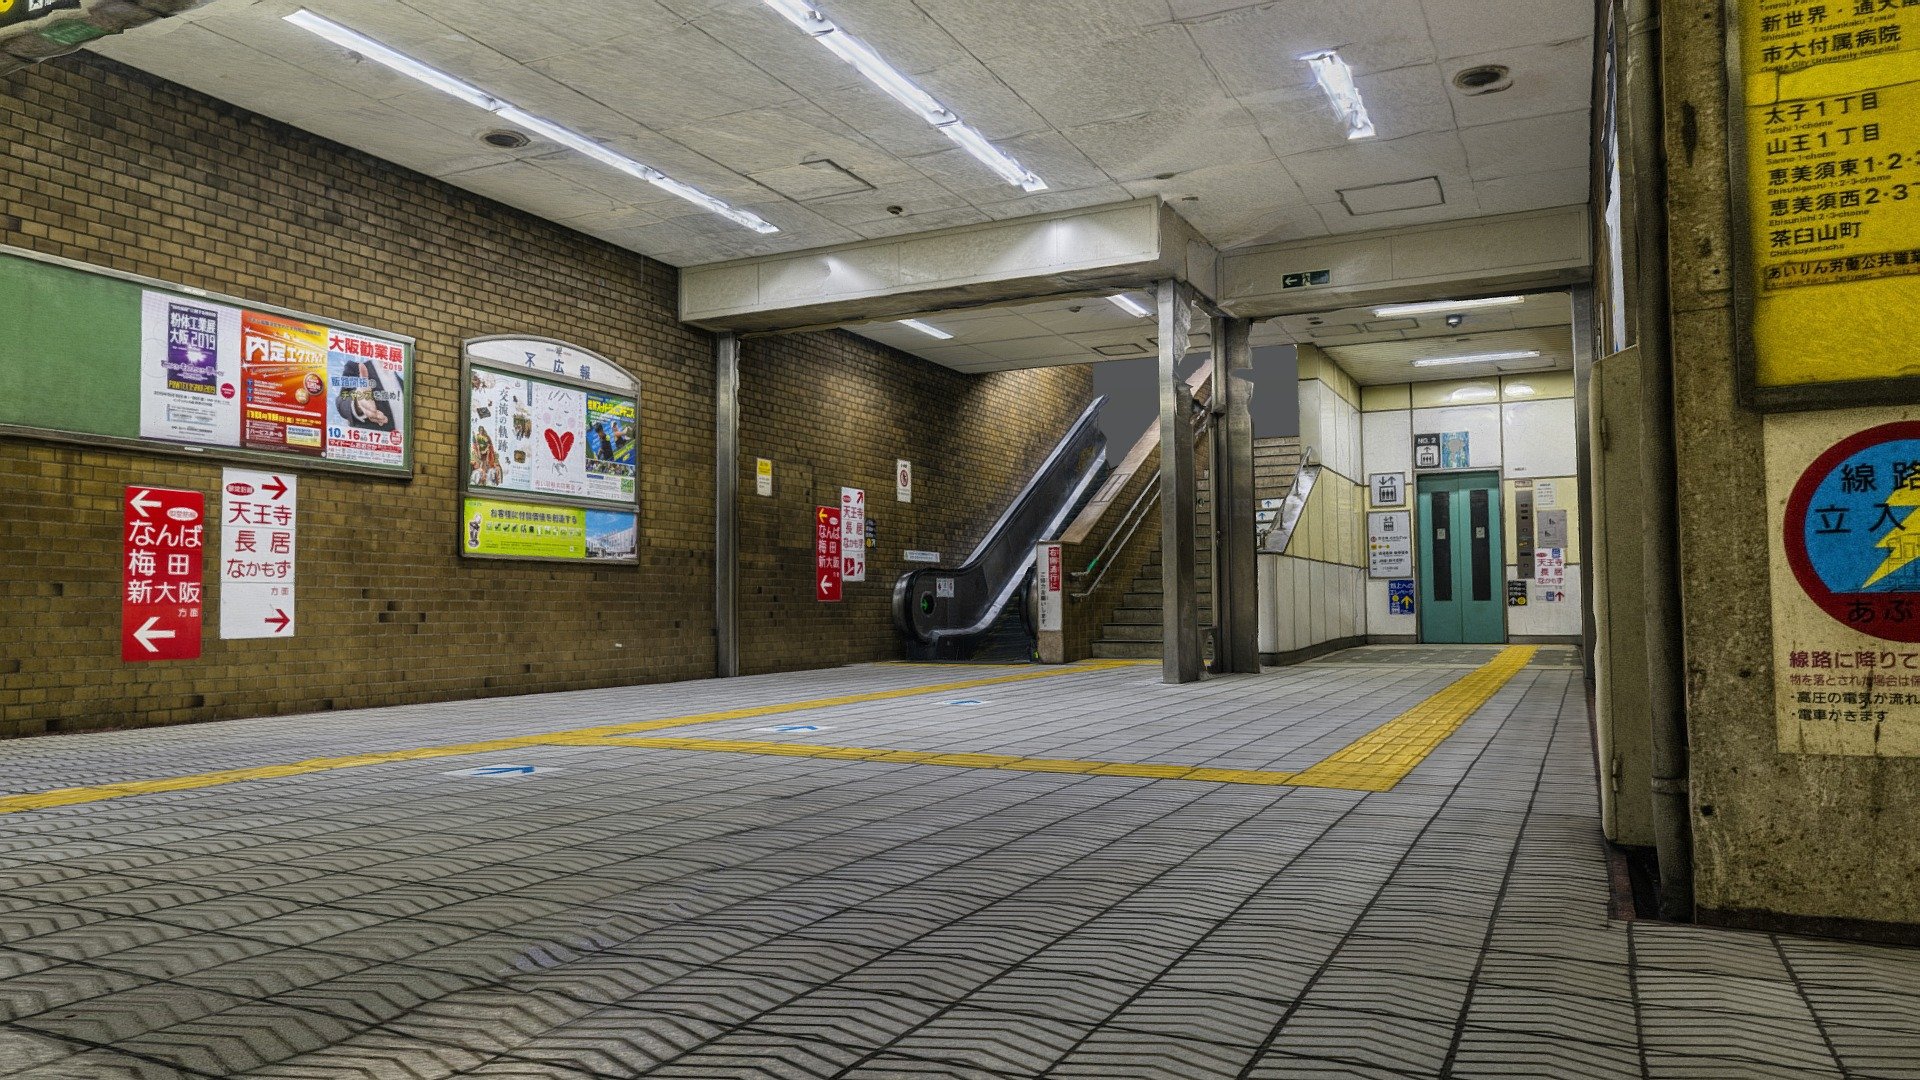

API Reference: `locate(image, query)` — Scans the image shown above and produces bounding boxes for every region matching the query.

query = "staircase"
[1092,475,1214,660]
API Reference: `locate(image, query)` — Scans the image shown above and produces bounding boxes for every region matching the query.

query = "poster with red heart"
[531,383,587,497]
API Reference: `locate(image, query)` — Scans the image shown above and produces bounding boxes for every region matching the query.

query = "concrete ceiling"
[92,0,1594,270]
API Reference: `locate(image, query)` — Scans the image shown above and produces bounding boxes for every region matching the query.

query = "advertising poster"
[1767,410,1920,756]
[584,394,637,501]
[240,311,328,456]
[219,468,297,640]
[324,330,406,466]
[585,510,638,561]
[463,498,587,559]
[138,291,242,447]
[468,369,533,491]
[532,382,588,498]
[122,486,204,662]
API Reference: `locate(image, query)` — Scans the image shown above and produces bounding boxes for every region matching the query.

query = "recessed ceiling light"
[759,0,1046,192]
[1108,294,1151,318]
[1301,50,1375,140]
[1412,350,1541,368]
[899,319,953,339]
[282,9,778,234]
[1505,382,1537,397]
[1450,386,1499,402]
[1373,296,1525,318]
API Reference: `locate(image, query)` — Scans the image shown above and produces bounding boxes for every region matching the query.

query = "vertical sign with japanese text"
[1739,0,1920,402]
[122,487,205,662]
[220,468,297,639]
[816,506,843,602]
[1038,542,1064,632]
[840,487,866,583]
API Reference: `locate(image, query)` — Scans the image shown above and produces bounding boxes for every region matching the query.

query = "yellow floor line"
[599,735,1303,787]
[1286,645,1538,792]
[0,660,1143,816]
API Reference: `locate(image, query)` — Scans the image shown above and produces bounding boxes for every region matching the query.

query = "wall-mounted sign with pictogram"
[121,486,205,662]
[1767,410,1920,758]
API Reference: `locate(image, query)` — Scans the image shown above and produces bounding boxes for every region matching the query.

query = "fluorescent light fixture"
[282,9,778,235]
[1449,386,1498,402]
[1301,50,1375,140]
[1108,293,1152,318]
[1505,382,1536,397]
[1372,296,1525,318]
[758,0,1046,192]
[1412,350,1542,368]
[899,319,953,339]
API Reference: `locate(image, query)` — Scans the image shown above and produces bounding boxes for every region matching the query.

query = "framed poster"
[460,336,639,564]
[1728,0,1920,410]
[1,245,414,477]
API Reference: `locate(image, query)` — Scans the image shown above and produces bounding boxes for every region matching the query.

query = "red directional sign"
[816,506,843,603]
[121,486,205,662]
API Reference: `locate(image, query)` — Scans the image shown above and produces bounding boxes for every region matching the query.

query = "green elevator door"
[1418,473,1506,644]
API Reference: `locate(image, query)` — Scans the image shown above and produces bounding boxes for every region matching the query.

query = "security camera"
[1445,313,1465,328]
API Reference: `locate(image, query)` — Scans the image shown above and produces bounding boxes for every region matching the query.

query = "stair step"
[1108,606,1160,624]
[1092,640,1163,659]
[1100,623,1165,642]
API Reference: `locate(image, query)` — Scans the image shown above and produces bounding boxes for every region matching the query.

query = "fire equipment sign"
[122,486,204,662]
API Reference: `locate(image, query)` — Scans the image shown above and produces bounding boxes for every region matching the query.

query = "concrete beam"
[680,199,1219,333]
[1220,207,1591,319]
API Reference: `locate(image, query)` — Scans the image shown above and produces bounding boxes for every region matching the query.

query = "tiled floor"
[0,647,1916,1079]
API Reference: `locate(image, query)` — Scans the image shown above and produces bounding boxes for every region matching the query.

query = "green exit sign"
[1281,269,1331,289]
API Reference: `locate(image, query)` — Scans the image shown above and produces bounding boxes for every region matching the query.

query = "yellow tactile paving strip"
[0,649,1535,814]
[0,660,1145,817]
[578,646,1538,791]
[1286,645,1538,792]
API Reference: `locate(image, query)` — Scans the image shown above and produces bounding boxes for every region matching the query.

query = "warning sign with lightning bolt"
[1785,422,1920,642]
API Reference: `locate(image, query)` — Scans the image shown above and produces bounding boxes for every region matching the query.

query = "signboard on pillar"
[1037,543,1064,632]
[1767,409,1920,756]
[1732,0,1920,409]
[220,468,297,639]
[815,505,842,602]
[122,486,205,662]
[840,487,866,583]
[896,459,912,502]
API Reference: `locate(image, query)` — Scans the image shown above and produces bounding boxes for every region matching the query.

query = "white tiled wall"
[1259,554,1368,657]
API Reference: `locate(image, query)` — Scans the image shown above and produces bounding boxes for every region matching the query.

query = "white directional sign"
[840,486,866,583]
[220,468,298,639]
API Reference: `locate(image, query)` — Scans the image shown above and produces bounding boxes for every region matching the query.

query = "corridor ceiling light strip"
[1108,293,1152,318]
[1373,296,1525,318]
[898,319,954,339]
[282,9,779,235]
[759,0,1047,192]
[1301,50,1375,140]
[1411,350,1541,368]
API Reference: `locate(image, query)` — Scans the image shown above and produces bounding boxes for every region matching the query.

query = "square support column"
[715,332,740,679]
[1211,316,1259,674]
[1158,280,1202,684]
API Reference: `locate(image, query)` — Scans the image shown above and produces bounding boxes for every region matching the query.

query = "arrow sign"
[264,609,291,633]
[815,505,842,602]
[261,475,289,500]
[128,489,163,518]
[476,765,534,775]
[131,617,176,653]
[442,764,555,779]
[819,573,835,595]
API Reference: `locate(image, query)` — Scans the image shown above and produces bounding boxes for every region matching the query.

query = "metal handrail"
[1068,403,1213,601]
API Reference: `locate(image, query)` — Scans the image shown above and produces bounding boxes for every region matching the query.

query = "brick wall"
[0,56,1092,735]
[737,334,1092,674]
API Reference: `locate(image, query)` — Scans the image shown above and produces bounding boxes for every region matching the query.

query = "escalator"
[892,396,1111,661]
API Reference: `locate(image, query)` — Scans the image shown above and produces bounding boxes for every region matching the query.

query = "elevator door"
[1417,473,1505,644]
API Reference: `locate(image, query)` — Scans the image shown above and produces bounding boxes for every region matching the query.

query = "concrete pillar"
[715,332,740,678]
[1158,280,1202,684]
[1211,316,1259,674]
